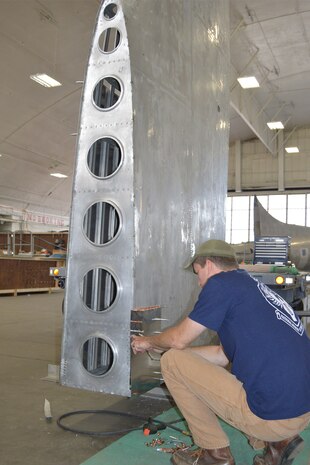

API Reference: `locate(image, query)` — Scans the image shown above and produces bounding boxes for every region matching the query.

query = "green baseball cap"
[184,239,236,270]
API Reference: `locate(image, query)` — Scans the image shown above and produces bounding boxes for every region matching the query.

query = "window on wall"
[268,195,287,222]
[287,194,306,226]
[225,193,310,244]
[225,196,252,244]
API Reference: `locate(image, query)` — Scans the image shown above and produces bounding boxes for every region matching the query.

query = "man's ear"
[206,258,215,271]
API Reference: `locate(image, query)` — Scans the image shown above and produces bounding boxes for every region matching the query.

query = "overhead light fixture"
[285,147,299,153]
[30,73,62,88]
[237,76,260,89]
[50,173,68,178]
[267,121,284,130]
[207,24,219,44]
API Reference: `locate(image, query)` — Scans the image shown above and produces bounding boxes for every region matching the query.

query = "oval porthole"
[93,77,122,110]
[82,336,114,376]
[81,267,118,312]
[87,138,122,179]
[103,3,118,20]
[99,28,121,53]
[83,201,121,245]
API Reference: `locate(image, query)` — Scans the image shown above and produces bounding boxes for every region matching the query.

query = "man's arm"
[131,317,206,354]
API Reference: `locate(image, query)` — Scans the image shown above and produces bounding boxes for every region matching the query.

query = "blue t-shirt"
[189,269,310,420]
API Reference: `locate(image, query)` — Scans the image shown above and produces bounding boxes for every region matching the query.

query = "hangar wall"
[61,0,230,396]
[229,127,310,193]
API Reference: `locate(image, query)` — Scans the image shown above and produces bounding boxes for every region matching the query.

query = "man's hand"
[130,317,206,355]
[131,335,152,354]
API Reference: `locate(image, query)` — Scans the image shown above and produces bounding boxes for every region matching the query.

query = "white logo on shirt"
[253,277,304,336]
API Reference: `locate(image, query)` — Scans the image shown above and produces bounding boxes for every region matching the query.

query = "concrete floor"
[1,291,309,465]
[0,291,170,465]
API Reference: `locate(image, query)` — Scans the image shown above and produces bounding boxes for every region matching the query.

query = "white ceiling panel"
[0,0,309,217]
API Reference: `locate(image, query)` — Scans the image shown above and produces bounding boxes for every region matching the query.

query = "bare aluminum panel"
[61,0,230,396]
[61,0,134,396]
[126,0,230,325]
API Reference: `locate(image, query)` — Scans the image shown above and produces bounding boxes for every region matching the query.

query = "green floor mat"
[81,407,310,465]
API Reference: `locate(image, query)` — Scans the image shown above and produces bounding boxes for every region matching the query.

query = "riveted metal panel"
[125,0,230,325]
[61,0,134,396]
[61,0,230,396]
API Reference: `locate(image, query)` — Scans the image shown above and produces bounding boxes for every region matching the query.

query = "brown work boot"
[171,446,235,465]
[253,435,304,465]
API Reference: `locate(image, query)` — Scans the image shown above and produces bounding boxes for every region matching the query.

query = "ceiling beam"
[230,66,277,155]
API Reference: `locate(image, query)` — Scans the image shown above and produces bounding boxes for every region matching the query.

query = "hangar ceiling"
[0,0,310,218]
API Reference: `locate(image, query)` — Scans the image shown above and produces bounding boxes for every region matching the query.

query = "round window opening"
[93,77,122,110]
[83,201,121,245]
[103,3,118,20]
[82,337,114,376]
[82,268,118,312]
[87,138,122,178]
[99,28,121,53]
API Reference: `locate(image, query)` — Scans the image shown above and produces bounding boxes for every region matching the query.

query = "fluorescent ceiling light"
[50,173,68,178]
[237,76,260,89]
[267,121,284,130]
[285,147,299,153]
[30,73,62,88]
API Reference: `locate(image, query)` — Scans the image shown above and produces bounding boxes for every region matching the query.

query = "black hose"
[57,409,191,437]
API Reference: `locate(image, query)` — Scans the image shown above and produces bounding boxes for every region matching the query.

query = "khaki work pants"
[160,348,310,450]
